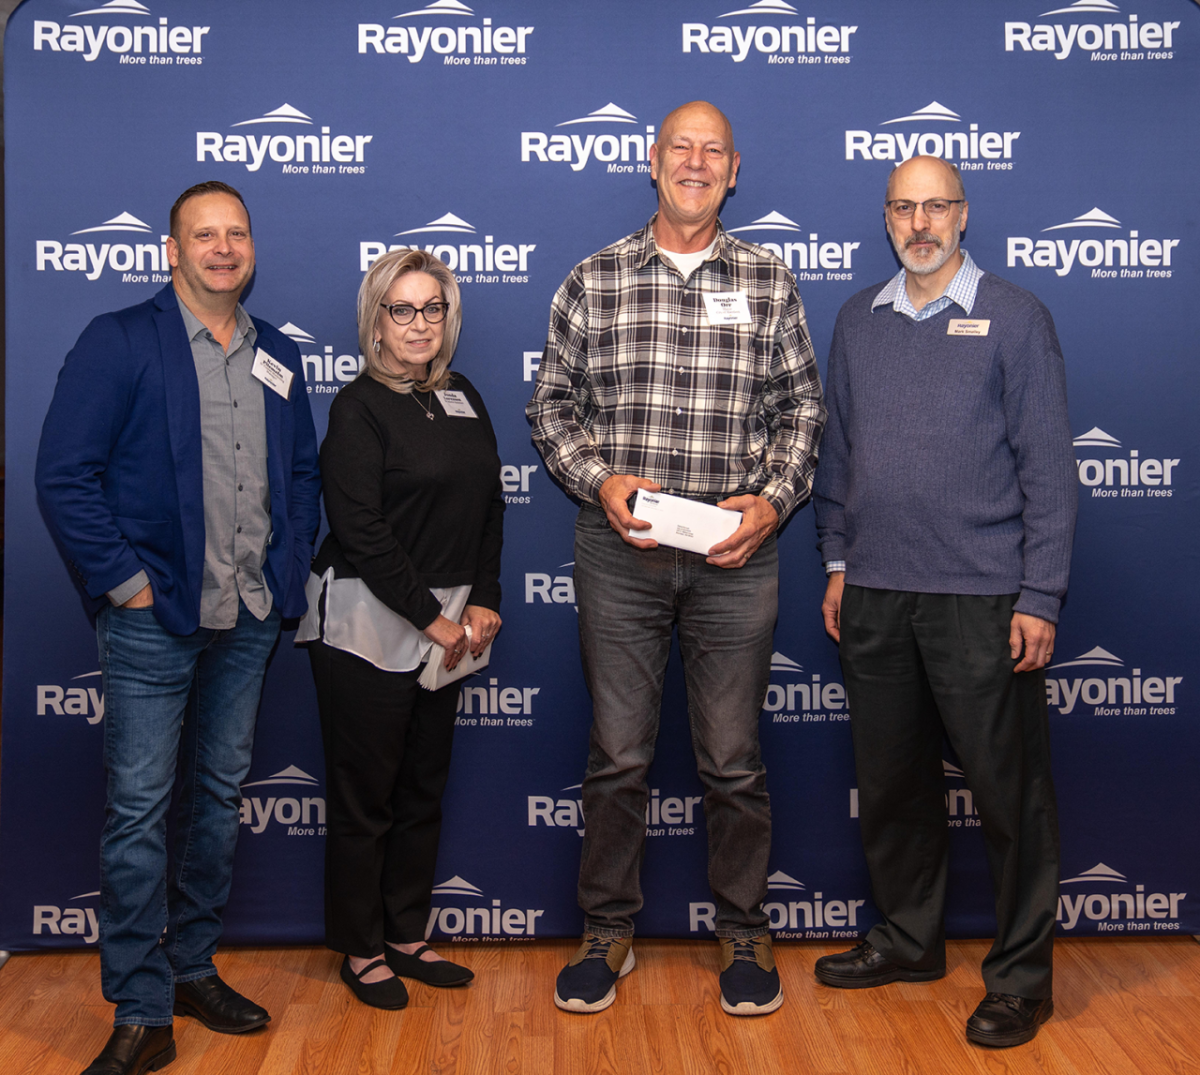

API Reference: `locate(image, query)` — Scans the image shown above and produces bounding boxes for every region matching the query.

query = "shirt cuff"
[1014,587,1060,624]
[824,561,846,576]
[108,570,150,607]
[758,482,793,524]
[577,460,616,505]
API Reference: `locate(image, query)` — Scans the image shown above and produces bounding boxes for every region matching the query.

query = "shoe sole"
[721,986,784,1017]
[553,948,635,1013]
[966,999,1053,1048]
[814,965,945,989]
[172,1002,271,1033]
[142,1040,177,1073]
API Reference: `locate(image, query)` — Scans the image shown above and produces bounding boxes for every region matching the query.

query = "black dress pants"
[308,638,459,957]
[839,586,1060,999]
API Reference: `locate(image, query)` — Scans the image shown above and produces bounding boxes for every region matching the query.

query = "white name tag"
[251,347,294,399]
[701,291,752,325]
[435,389,477,418]
[947,319,990,337]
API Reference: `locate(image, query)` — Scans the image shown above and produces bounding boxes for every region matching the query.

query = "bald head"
[658,101,736,153]
[886,155,964,203]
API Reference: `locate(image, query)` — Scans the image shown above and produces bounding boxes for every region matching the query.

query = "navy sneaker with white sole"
[554,934,635,1013]
[719,935,784,1016]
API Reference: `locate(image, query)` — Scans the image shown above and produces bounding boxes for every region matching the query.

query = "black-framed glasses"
[380,301,449,326]
[885,199,965,220]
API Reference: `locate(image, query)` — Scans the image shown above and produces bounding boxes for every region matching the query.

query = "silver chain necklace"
[412,391,435,420]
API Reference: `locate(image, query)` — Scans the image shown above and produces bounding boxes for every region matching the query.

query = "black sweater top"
[312,372,504,631]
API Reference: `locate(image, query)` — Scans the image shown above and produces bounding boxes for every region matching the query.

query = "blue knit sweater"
[813,272,1077,622]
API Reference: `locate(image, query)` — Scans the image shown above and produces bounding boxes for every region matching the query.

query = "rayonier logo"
[1004,0,1180,61]
[36,670,104,723]
[760,651,847,723]
[844,101,1021,172]
[527,783,702,838]
[1008,208,1179,278]
[499,461,538,505]
[1074,427,1178,499]
[683,0,858,65]
[1058,863,1187,932]
[454,677,541,727]
[36,212,169,284]
[426,876,544,940]
[358,0,533,65]
[728,211,860,282]
[1046,647,1182,717]
[279,323,363,396]
[33,0,209,65]
[521,103,656,174]
[524,561,576,609]
[196,104,373,175]
[33,890,100,944]
[359,214,535,283]
[692,870,867,938]
[239,765,326,836]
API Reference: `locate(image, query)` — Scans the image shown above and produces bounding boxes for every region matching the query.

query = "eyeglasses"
[885,199,965,220]
[380,301,449,326]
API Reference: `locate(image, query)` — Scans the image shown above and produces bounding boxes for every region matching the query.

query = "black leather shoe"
[385,944,474,987]
[81,1025,175,1075]
[814,940,945,989]
[966,992,1053,1047]
[172,974,270,1034]
[340,955,409,1010]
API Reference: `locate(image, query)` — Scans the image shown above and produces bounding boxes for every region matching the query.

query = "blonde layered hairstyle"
[357,248,462,394]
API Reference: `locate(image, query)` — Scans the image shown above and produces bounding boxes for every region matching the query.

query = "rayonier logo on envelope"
[630,490,741,555]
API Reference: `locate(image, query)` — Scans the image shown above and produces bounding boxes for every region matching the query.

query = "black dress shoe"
[966,992,1053,1047]
[814,940,945,989]
[340,955,409,1010]
[172,974,270,1034]
[385,944,474,987]
[81,1024,175,1075]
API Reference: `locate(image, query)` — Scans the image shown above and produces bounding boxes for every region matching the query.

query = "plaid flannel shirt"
[527,218,826,523]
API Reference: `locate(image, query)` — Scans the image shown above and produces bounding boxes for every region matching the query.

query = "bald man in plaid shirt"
[528,101,825,1018]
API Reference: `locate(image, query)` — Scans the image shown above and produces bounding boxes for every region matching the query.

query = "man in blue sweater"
[811,156,1076,1048]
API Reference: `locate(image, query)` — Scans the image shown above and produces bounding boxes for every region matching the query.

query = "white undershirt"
[659,238,718,281]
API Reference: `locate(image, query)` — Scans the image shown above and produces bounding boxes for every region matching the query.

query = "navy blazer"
[36,284,322,636]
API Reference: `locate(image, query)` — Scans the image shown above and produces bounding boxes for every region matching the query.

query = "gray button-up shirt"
[108,299,273,627]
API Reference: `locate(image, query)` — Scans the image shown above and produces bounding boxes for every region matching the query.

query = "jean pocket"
[574,505,612,534]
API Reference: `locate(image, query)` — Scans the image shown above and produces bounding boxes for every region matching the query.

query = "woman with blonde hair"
[299,248,503,1008]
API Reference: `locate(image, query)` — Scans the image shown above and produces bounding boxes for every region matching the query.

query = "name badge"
[435,389,477,418]
[947,319,990,337]
[251,348,294,399]
[701,291,752,325]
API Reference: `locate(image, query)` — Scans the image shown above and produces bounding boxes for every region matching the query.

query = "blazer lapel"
[153,285,206,597]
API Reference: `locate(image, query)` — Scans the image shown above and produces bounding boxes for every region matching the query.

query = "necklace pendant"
[425,411,434,420]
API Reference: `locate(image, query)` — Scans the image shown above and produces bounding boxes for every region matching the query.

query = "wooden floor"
[1,937,1198,1074]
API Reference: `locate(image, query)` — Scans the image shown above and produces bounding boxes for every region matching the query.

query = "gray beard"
[894,230,959,276]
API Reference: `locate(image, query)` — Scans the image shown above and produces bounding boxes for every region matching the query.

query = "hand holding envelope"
[628,490,742,556]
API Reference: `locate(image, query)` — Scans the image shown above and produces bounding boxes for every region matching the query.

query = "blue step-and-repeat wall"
[2,0,1197,953]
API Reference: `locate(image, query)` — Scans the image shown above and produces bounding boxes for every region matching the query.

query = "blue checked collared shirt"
[869,249,983,321]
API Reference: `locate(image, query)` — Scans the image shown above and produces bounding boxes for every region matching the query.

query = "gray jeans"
[572,504,777,938]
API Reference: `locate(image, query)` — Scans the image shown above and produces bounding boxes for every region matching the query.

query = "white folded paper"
[628,489,742,555]
[419,625,493,691]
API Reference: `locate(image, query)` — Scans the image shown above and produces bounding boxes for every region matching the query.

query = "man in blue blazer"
[36,181,321,1075]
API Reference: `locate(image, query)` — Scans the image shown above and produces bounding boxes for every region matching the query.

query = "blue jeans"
[572,504,777,938]
[96,599,281,1026]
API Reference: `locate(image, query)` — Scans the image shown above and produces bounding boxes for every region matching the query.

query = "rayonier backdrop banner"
[2,0,1197,953]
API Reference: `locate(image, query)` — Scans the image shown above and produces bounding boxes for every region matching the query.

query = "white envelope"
[419,625,493,691]
[628,489,742,555]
